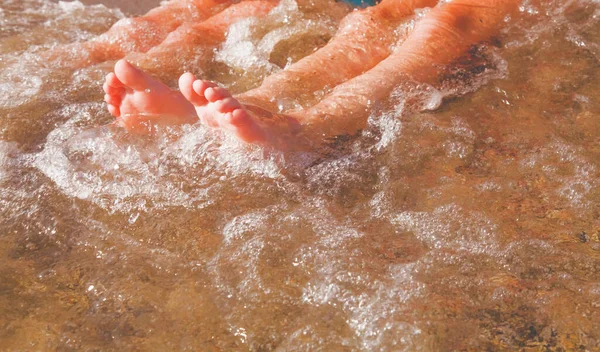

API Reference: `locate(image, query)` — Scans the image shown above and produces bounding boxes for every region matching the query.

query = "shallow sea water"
[1,0,600,350]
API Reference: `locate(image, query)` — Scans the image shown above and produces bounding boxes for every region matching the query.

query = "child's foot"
[178,75,271,144]
[103,59,198,132]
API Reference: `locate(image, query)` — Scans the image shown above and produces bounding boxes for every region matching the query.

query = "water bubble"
[128,212,140,224]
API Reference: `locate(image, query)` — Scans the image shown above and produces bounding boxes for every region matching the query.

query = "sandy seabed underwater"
[1,0,600,350]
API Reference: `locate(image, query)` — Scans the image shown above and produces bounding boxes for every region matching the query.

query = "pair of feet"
[103,60,268,142]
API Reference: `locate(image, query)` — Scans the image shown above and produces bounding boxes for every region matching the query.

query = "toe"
[215,97,242,113]
[204,86,232,103]
[105,72,124,88]
[103,81,125,96]
[227,108,253,126]
[114,59,154,91]
[178,72,196,92]
[192,80,218,98]
[107,104,121,117]
[219,108,252,130]
[226,109,267,143]
[179,73,208,106]
[104,93,121,107]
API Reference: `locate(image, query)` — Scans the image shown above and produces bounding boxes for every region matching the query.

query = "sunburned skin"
[103,0,521,150]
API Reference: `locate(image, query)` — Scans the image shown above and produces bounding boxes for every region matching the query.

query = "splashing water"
[1,0,599,350]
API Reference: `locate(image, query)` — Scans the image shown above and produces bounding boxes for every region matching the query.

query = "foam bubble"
[392,204,499,253]
[0,141,17,184]
[58,0,86,12]
[215,0,339,80]
[0,67,42,109]
[34,104,286,213]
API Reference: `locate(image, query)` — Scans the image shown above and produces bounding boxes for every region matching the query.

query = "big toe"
[113,59,152,91]
[179,73,207,106]
[105,72,123,88]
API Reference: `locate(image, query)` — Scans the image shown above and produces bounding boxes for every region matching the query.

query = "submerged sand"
[1,0,599,350]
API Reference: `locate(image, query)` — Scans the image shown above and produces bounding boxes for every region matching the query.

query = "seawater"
[1,0,599,350]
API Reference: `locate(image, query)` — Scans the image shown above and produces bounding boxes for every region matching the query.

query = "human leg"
[126,0,279,76]
[237,0,439,110]
[180,0,520,149]
[103,0,279,132]
[45,0,236,68]
[112,0,435,142]
[295,0,521,137]
[107,0,519,149]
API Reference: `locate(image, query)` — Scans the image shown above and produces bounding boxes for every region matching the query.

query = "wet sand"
[1,0,599,350]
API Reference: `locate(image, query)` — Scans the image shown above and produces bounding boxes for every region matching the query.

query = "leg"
[44,0,235,68]
[103,1,279,132]
[126,0,279,77]
[237,0,439,110]
[297,0,522,137]
[182,0,519,149]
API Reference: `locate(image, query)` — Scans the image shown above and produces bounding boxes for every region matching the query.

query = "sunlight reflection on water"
[0,0,599,350]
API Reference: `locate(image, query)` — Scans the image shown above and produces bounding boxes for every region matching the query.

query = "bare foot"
[103,59,198,133]
[178,76,273,144]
